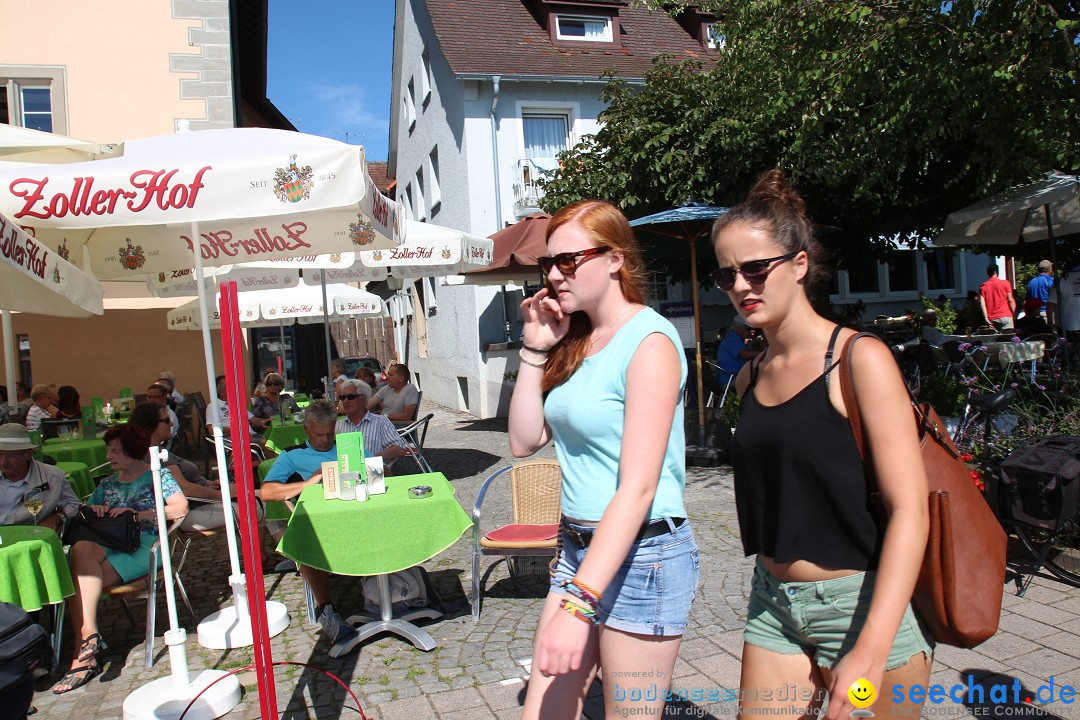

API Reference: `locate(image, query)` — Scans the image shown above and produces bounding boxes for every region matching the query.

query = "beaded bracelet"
[560,579,600,610]
[522,343,551,355]
[560,597,597,625]
[571,578,603,603]
[518,349,547,368]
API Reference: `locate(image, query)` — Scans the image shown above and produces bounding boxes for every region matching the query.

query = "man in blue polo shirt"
[1025,260,1054,318]
[261,400,358,648]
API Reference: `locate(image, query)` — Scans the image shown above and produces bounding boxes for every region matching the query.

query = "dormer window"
[705,23,726,50]
[555,14,612,42]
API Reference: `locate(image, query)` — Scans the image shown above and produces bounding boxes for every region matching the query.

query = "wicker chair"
[471,459,561,621]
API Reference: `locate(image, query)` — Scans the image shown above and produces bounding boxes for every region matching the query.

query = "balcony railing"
[512,157,559,217]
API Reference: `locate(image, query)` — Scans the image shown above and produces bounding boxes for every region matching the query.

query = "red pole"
[219,282,279,719]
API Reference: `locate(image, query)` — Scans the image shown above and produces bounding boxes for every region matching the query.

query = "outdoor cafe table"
[0,526,75,667]
[263,419,308,454]
[42,438,108,475]
[56,461,95,500]
[278,473,473,656]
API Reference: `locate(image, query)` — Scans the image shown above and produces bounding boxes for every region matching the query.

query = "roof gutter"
[490,75,503,231]
[459,72,645,85]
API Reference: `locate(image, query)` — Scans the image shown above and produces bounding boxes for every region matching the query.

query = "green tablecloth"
[42,439,108,475]
[278,473,472,577]
[263,421,308,454]
[56,461,95,499]
[293,393,310,404]
[0,526,75,611]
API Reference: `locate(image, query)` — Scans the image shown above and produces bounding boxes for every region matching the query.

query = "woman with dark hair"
[56,385,82,420]
[129,402,230,531]
[712,170,932,719]
[509,200,696,719]
[52,424,188,694]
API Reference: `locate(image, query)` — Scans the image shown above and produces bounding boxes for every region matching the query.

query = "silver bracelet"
[518,349,547,368]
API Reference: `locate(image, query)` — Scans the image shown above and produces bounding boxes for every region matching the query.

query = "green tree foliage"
[542,1,1079,260]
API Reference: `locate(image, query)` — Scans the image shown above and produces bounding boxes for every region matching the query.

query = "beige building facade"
[0,0,288,405]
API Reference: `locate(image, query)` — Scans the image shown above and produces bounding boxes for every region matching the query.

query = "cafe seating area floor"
[30,404,1080,719]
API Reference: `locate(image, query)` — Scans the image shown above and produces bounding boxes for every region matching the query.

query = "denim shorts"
[745,557,934,670]
[550,517,699,636]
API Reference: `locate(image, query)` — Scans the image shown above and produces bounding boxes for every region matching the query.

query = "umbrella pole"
[321,271,334,401]
[2,311,15,416]
[1043,204,1067,343]
[192,223,290,649]
[279,320,287,388]
[689,238,706,447]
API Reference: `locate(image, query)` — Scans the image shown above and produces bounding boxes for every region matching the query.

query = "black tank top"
[730,326,882,570]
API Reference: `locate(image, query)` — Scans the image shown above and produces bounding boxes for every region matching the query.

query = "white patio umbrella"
[1,211,105,414]
[936,171,1079,335]
[0,126,407,653]
[0,122,117,163]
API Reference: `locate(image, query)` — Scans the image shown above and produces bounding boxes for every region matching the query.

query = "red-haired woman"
[53,424,188,694]
[712,170,932,720]
[509,199,697,719]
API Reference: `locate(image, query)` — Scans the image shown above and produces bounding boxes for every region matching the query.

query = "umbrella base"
[686,444,726,467]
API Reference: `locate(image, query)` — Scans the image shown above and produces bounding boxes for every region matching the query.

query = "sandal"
[75,633,107,662]
[52,662,100,694]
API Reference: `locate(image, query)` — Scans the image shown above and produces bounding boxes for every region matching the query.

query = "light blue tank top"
[544,307,687,521]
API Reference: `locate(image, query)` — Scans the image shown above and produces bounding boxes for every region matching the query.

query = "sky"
[266,2,396,161]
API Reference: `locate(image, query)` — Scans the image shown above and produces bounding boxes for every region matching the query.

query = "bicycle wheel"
[1015,516,1080,587]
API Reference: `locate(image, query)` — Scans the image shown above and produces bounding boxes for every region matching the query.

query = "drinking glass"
[23,486,46,526]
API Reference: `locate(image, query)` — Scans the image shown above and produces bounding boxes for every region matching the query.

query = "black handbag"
[61,506,142,553]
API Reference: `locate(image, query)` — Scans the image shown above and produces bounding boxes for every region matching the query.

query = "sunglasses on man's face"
[538,246,611,276]
[710,251,800,292]
[340,393,364,401]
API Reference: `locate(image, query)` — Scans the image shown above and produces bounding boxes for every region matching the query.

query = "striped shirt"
[335,412,404,456]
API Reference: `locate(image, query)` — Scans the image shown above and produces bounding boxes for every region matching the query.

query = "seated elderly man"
[25,384,60,431]
[157,372,184,411]
[146,384,179,447]
[335,380,406,469]
[0,423,81,530]
[259,400,358,648]
[368,364,419,422]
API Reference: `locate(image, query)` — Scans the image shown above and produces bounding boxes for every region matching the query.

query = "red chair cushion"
[484,523,559,543]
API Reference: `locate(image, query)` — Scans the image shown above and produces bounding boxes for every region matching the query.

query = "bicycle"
[961,389,1080,594]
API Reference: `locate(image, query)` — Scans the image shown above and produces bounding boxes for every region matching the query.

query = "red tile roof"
[366,161,393,194]
[425,0,716,79]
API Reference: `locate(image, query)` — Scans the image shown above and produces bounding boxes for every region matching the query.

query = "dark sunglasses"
[710,251,800,291]
[339,393,364,401]
[538,246,611,275]
[265,381,284,387]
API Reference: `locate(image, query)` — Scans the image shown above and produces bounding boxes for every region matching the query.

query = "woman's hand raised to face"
[520,288,571,352]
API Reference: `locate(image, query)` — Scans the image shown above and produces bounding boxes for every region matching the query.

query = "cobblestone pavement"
[30,404,1080,719]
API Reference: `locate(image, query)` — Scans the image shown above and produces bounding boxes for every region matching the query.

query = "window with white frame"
[705,23,726,50]
[420,50,432,105]
[427,147,441,211]
[845,254,882,295]
[403,78,416,132]
[924,250,958,291]
[555,14,612,42]
[523,113,569,169]
[414,169,426,220]
[1,67,67,133]
[886,253,918,293]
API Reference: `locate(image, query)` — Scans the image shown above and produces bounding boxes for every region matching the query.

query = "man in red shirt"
[979,263,1016,331]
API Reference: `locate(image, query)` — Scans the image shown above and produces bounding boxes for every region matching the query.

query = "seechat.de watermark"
[891,676,1077,715]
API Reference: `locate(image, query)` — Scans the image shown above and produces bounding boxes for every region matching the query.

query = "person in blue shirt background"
[716,314,761,389]
[1024,259,1054,318]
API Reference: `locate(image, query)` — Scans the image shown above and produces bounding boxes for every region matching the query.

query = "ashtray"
[409,485,432,499]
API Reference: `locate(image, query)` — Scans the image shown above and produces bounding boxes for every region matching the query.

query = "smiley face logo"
[848,678,877,709]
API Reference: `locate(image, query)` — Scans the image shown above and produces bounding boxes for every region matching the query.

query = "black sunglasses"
[339,393,364,401]
[265,381,284,387]
[710,251,800,291]
[538,246,611,275]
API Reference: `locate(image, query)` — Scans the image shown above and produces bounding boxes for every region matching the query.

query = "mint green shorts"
[745,557,934,670]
